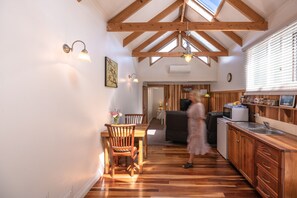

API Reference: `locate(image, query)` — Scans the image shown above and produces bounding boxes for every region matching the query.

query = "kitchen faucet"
[263,121,270,129]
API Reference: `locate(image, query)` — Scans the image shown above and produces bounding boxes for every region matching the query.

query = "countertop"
[228,122,297,152]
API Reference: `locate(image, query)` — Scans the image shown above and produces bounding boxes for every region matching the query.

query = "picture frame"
[279,95,295,108]
[105,57,118,88]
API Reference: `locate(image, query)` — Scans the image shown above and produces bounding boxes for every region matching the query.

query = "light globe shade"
[184,54,192,62]
[78,49,91,62]
[133,78,139,83]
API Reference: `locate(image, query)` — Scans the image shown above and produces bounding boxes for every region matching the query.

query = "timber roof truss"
[106,0,267,64]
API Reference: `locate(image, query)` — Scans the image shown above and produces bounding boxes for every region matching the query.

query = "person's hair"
[190,90,202,102]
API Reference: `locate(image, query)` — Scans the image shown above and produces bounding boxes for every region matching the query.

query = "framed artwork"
[105,57,118,88]
[279,95,295,108]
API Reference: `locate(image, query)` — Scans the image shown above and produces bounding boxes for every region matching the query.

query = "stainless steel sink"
[248,128,284,135]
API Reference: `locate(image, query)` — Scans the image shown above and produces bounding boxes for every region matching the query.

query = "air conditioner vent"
[169,65,191,73]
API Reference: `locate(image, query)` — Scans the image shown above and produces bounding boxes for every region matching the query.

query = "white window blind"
[245,20,297,92]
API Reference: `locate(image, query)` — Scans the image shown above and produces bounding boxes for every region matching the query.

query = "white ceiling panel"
[126,0,176,22]
[243,0,288,19]
[96,0,134,21]
[217,2,249,22]
[186,6,209,22]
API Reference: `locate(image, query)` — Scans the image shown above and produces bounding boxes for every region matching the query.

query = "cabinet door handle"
[262,162,271,169]
[261,176,271,184]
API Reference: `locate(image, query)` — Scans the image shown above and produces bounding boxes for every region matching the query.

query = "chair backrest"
[125,114,144,124]
[105,124,136,153]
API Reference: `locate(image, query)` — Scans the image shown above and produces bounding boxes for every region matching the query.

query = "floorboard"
[85,119,260,197]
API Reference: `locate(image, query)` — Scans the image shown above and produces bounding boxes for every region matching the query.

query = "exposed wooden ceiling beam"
[226,0,265,22]
[213,0,225,18]
[123,0,184,46]
[107,21,268,32]
[133,51,228,57]
[180,2,186,22]
[196,31,228,52]
[185,1,243,46]
[213,18,243,46]
[133,31,166,52]
[222,31,243,46]
[108,0,151,23]
[183,17,228,52]
[181,32,218,62]
[138,32,179,62]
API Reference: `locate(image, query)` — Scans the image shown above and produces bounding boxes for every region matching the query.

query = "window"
[150,38,178,65]
[194,0,222,15]
[293,32,297,81]
[182,38,209,64]
[245,20,297,92]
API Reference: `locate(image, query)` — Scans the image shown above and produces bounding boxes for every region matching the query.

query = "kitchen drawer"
[256,153,279,180]
[257,165,278,194]
[257,141,280,164]
[257,179,278,198]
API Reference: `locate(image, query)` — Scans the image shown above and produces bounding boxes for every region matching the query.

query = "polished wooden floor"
[85,145,260,197]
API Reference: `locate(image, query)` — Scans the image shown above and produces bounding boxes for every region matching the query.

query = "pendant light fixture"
[182,22,194,62]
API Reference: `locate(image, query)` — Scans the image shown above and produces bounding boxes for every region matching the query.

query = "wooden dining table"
[100,124,149,174]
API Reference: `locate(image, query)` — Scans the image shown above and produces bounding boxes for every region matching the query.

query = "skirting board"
[74,169,102,198]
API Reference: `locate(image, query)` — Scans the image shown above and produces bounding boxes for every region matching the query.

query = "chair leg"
[130,158,134,177]
[111,158,115,178]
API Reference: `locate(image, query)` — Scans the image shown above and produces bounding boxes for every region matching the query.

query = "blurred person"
[182,90,210,168]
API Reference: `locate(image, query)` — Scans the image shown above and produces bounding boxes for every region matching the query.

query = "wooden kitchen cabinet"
[228,122,297,198]
[240,133,255,185]
[227,126,240,167]
[228,126,256,186]
[256,141,280,197]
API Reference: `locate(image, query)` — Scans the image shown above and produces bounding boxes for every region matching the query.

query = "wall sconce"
[128,73,139,83]
[63,40,91,62]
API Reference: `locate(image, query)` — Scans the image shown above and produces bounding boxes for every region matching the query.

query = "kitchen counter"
[228,122,297,152]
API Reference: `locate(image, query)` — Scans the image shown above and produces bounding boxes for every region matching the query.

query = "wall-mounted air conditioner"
[168,65,191,73]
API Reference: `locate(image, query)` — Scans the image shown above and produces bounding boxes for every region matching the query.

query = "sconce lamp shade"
[78,49,91,62]
[63,40,91,62]
[132,78,139,83]
[204,93,210,98]
[128,73,139,83]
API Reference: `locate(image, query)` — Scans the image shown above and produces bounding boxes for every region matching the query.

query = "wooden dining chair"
[105,124,138,177]
[125,114,145,124]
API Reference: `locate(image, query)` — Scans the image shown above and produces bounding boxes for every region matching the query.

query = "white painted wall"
[137,47,218,82]
[211,0,297,91]
[0,1,139,198]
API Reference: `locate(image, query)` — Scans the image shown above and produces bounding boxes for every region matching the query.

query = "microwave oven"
[223,106,249,121]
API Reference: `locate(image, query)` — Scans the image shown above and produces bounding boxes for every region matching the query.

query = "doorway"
[147,87,164,123]
[143,85,165,124]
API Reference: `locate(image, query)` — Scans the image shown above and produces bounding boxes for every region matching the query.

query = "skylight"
[194,0,222,15]
[187,0,213,21]
[151,38,178,65]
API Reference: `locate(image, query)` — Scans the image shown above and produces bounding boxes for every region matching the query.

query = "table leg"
[144,130,148,159]
[138,138,143,173]
[103,138,109,174]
